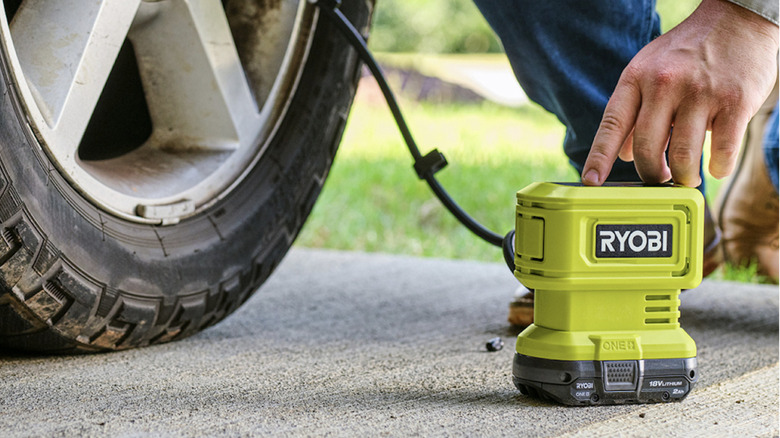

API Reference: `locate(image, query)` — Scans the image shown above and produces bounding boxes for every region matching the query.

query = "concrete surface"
[0,248,777,437]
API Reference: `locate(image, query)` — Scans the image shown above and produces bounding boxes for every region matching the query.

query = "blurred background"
[295,0,767,283]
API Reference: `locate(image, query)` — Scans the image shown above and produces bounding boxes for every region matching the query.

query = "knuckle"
[683,80,708,102]
[687,79,706,95]
[588,148,612,164]
[717,87,746,109]
[710,141,739,160]
[621,63,643,83]
[669,147,697,165]
[650,69,675,88]
[599,113,626,135]
[630,140,655,161]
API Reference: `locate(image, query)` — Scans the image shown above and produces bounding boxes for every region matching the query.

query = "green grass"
[710,260,771,284]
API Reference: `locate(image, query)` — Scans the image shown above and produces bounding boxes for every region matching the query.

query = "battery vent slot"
[645,306,670,312]
[645,305,672,324]
[602,361,638,391]
[645,318,671,324]
[645,294,671,301]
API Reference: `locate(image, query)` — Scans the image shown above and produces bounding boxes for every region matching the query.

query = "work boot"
[507,285,533,327]
[716,85,779,283]
[702,203,723,279]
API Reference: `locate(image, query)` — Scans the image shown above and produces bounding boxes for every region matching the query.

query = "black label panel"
[595,224,673,258]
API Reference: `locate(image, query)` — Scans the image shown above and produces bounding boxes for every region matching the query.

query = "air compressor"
[511,182,702,405]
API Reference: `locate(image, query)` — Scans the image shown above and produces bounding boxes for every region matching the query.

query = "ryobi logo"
[595,224,673,258]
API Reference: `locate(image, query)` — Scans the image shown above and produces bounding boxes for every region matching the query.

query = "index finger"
[582,78,642,186]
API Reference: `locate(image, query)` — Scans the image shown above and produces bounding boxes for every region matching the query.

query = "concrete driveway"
[1,248,777,437]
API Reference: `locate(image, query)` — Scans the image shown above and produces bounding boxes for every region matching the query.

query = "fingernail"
[583,169,600,185]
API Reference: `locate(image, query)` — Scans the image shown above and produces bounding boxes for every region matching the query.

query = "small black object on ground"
[486,337,504,352]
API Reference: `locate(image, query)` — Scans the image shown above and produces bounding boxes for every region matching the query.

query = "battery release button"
[603,360,638,392]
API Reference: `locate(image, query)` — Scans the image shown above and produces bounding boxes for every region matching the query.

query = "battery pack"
[513,354,698,405]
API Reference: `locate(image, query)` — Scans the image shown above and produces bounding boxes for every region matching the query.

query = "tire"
[0,0,373,353]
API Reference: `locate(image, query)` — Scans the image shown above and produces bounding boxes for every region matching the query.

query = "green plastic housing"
[514,183,703,361]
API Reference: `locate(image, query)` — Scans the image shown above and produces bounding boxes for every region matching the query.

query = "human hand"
[581,0,779,187]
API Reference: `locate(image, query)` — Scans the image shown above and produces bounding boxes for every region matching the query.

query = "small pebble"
[486,337,504,352]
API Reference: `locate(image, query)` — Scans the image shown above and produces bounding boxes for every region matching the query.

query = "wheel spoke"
[10,0,142,154]
[1,0,313,222]
[129,0,261,152]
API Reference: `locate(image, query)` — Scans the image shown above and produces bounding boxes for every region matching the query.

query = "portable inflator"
[511,182,703,405]
[316,0,704,407]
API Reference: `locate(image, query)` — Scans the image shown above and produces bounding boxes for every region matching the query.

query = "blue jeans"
[765,104,779,191]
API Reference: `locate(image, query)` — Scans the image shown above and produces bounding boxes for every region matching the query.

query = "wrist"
[683,0,780,53]
[695,0,779,50]
[722,0,779,26]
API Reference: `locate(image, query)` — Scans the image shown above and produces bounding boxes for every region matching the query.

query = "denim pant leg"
[764,104,779,191]
[473,0,661,181]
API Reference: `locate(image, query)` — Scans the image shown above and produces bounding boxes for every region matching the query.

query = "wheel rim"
[0,0,314,224]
